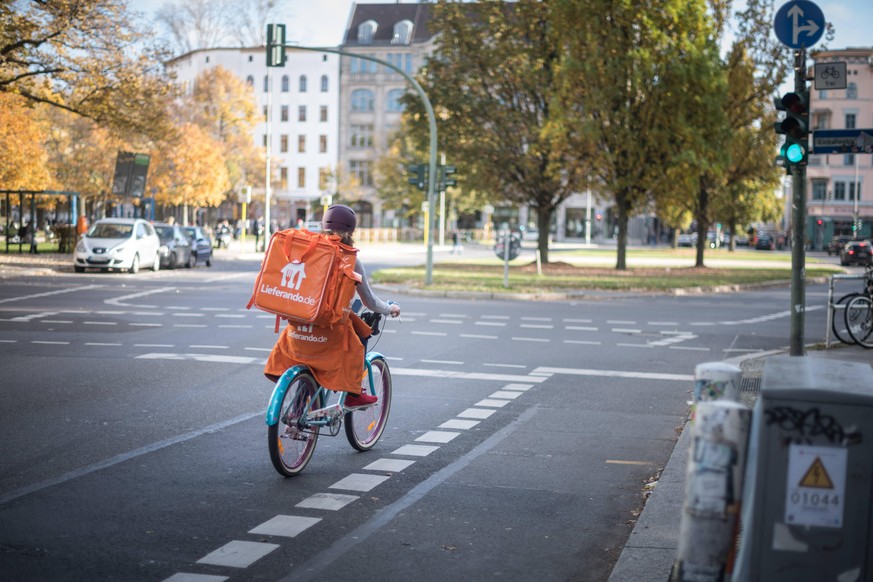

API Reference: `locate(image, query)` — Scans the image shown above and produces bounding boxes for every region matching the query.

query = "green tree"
[558,0,718,269]
[404,0,590,263]
[0,0,175,140]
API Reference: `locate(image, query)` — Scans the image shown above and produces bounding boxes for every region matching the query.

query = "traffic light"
[774,89,809,170]
[440,165,457,189]
[266,24,286,67]
[407,164,426,191]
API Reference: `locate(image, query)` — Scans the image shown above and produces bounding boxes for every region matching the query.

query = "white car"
[74,218,161,273]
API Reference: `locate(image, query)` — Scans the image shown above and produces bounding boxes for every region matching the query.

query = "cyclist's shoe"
[344,391,377,410]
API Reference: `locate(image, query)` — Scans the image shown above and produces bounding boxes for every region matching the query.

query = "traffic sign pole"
[790,47,808,357]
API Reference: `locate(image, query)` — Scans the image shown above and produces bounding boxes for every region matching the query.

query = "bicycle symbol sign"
[773,0,825,49]
[814,61,847,90]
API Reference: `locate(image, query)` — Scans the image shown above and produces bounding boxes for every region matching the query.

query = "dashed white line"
[520,324,554,329]
[296,493,359,511]
[196,540,278,568]
[566,326,598,331]
[563,340,601,345]
[429,319,463,324]
[330,473,391,492]
[460,333,498,339]
[475,321,506,327]
[475,399,509,408]
[362,458,416,473]
[440,419,480,430]
[85,342,122,347]
[421,359,463,365]
[511,337,550,342]
[415,431,461,444]
[31,340,70,345]
[457,408,496,420]
[249,515,321,538]
[411,331,448,336]
[483,363,526,369]
[391,444,439,456]
[611,328,641,334]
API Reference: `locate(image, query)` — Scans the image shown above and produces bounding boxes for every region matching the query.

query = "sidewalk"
[607,342,873,581]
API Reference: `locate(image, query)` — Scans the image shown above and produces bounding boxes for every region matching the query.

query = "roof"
[342,2,434,46]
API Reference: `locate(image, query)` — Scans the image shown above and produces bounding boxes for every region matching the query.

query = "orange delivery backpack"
[247,229,361,331]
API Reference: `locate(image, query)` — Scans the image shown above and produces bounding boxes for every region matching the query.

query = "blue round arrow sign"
[774,0,825,49]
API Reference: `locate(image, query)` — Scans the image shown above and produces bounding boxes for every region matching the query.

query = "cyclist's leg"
[344,356,392,451]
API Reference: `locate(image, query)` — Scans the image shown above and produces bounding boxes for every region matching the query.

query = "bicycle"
[265,307,394,476]
[829,266,873,345]
[845,290,873,348]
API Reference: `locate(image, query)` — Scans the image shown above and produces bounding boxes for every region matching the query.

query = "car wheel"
[186,252,194,268]
[168,253,176,269]
[152,252,160,272]
[206,254,212,267]
[129,254,140,274]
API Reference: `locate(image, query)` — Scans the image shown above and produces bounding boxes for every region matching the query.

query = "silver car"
[74,218,161,273]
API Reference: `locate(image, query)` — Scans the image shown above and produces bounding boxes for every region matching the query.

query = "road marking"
[670,346,711,351]
[136,353,262,364]
[532,366,693,382]
[606,459,654,466]
[617,343,651,348]
[41,320,72,324]
[131,323,162,327]
[0,339,16,343]
[607,320,636,325]
[84,321,116,325]
[0,285,102,304]
[173,313,203,317]
[164,572,228,581]
[173,324,208,328]
[190,345,228,349]
[429,319,463,324]
[330,473,390,492]
[362,458,416,473]
[105,287,174,307]
[503,384,534,391]
[475,399,509,408]
[520,324,554,329]
[563,318,592,323]
[296,493,359,511]
[11,312,60,321]
[85,342,122,347]
[649,321,679,326]
[249,515,321,538]
[202,307,230,312]
[415,431,461,444]
[438,313,468,318]
[490,390,522,400]
[612,328,641,334]
[440,419,480,430]
[391,444,439,457]
[481,315,510,319]
[475,321,506,326]
[566,325,598,331]
[216,314,246,318]
[460,333,497,339]
[196,540,278,568]
[167,306,192,311]
[483,363,526,369]
[135,343,174,348]
[219,325,253,329]
[522,317,552,321]
[411,331,447,336]
[458,408,496,419]
[31,340,69,345]
[563,340,601,345]
[393,368,547,383]
[511,337,550,342]
[421,359,463,365]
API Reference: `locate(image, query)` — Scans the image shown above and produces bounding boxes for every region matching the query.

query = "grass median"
[370,250,842,294]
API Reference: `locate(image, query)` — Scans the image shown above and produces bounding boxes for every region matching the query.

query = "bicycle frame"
[265,351,385,427]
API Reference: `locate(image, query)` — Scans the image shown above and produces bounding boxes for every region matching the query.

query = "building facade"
[166,47,340,228]
[337,3,436,228]
[807,47,873,249]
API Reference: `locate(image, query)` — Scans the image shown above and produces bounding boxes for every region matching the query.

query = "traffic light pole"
[789,47,807,356]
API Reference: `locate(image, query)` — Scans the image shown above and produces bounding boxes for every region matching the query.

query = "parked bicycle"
[265,306,394,476]
[830,266,873,346]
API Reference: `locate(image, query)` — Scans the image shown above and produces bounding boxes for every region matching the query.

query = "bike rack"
[826,273,869,348]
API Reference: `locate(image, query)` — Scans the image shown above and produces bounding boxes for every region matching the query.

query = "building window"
[392,20,413,45]
[812,180,827,201]
[280,105,289,122]
[847,82,857,99]
[248,55,253,62]
[846,113,856,129]
[262,135,267,147]
[819,90,828,100]
[350,124,373,148]
[281,75,289,92]
[298,167,306,188]
[263,75,269,93]
[280,135,288,153]
[298,135,306,153]
[835,182,846,201]
[262,105,268,121]
[349,160,373,186]
[299,75,307,92]
[298,105,306,122]
[205,56,209,63]
[351,89,374,112]
[849,181,858,201]
[845,154,855,166]
[405,53,413,74]
[320,75,328,92]
[358,20,377,44]
[246,75,254,87]
[280,167,288,190]
[319,135,327,153]
[386,89,405,112]
[320,105,328,122]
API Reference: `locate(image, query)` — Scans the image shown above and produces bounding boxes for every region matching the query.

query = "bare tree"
[156,0,234,54]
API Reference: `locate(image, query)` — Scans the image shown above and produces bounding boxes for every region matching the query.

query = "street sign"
[773,1,825,49]
[814,62,847,90]
[812,129,873,154]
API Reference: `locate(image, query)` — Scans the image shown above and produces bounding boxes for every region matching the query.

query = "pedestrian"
[452,229,463,254]
[263,204,401,408]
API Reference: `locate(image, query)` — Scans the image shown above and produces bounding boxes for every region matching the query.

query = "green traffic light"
[785,143,805,164]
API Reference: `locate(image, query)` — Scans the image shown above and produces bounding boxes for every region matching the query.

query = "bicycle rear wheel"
[345,356,392,451]
[832,293,861,345]
[845,295,873,348]
[268,371,320,476]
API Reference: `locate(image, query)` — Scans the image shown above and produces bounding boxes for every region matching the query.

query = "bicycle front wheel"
[845,295,873,348]
[345,357,392,452]
[832,293,861,345]
[268,371,320,476]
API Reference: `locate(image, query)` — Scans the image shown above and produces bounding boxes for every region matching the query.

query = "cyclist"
[263,204,401,409]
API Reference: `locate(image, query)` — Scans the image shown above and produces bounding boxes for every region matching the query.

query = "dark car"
[153,223,193,269]
[182,226,213,267]
[755,233,777,250]
[839,240,872,266]
[827,235,853,256]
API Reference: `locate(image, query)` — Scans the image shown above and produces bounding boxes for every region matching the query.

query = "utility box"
[733,356,873,581]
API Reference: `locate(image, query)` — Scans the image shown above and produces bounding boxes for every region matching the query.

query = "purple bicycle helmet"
[322,204,357,232]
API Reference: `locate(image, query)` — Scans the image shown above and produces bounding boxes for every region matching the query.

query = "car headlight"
[75,240,85,252]
[112,245,127,256]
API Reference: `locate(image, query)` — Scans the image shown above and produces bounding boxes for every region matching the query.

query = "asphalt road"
[0,251,838,581]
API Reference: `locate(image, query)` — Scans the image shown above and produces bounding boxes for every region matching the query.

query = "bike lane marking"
[0,284,102,304]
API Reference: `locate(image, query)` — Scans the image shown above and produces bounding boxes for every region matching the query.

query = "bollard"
[694,362,742,403]
[672,400,752,581]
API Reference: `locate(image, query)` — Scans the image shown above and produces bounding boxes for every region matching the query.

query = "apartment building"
[807,47,873,249]
[166,47,340,228]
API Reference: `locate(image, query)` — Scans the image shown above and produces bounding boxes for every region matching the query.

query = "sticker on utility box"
[784,444,847,528]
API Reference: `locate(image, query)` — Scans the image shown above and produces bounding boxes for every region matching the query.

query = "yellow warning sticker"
[799,457,834,489]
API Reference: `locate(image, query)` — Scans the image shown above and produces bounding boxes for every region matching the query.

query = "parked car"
[182,226,213,267]
[840,240,872,266]
[827,235,853,256]
[153,223,193,269]
[677,233,693,247]
[755,233,777,250]
[74,218,161,273]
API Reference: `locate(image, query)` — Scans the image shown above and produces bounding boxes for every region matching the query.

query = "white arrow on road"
[788,4,820,46]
